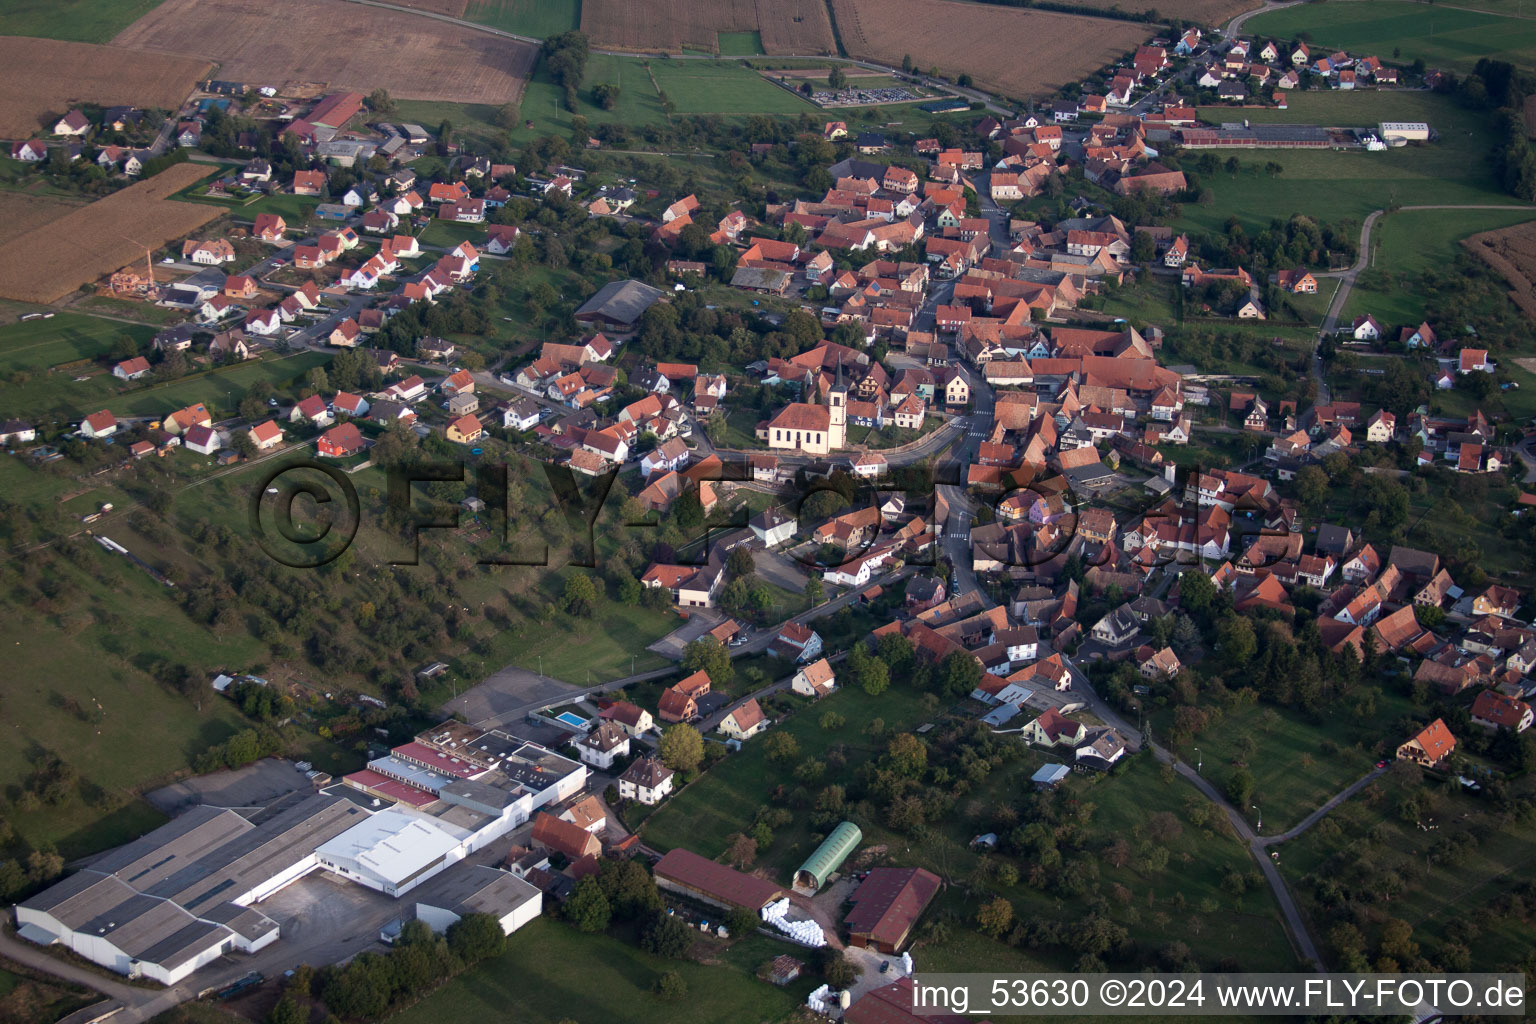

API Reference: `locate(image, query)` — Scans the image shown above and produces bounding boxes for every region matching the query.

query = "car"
[1376,760,1388,768]
[267,398,278,407]
[880,961,890,973]
[161,257,176,264]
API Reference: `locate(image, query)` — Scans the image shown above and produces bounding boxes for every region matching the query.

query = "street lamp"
[1194,748,1201,774]
[1251,804,1261,832]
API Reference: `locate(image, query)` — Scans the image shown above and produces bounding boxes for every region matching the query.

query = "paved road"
[1222,0,1307,37]
[1259,766,1386,845]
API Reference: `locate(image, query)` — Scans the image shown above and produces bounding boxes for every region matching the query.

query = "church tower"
[828,360,848,450]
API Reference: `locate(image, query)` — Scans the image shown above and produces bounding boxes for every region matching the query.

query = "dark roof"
[843,866,942,949]
[574,279,665,326]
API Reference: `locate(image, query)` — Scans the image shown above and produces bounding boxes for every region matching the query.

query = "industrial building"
[16,734,585,985]
[404,865,542,937]
[1176,124,1333,148]
[793,821,862,891]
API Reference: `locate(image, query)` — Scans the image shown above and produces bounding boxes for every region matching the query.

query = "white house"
[791,658,836,698]
[718,699,769,741]
[575,721,631,770]
[1350,315,1381,342]
[618,756,674,805]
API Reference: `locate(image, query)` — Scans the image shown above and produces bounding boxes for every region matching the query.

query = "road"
[1222,0,1307,38]
[1301,203,1534,427]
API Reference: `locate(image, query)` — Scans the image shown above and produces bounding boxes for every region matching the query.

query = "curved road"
[1223,0,1308,38]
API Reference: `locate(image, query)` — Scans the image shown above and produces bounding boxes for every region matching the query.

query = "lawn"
[1276,768,1536,970]
[1176,133,1519,238]
[390,917,802,1024]
[652,61,818,115]
[0,0,164,42]
[1245,0,1536,74]
[0,311,152,378]
[464,0,580,37]
[1153,695,1414,834]
[418,219,488,249]
[1342,207,1536,326]
[717,30,766,56]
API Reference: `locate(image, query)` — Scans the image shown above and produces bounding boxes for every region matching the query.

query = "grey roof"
[730,266,792,291]
[1314,523,1353,557]
[416,864,540,920]
[574,279,665,326]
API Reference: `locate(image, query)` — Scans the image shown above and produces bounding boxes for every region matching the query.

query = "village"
[0,5,1534,1024]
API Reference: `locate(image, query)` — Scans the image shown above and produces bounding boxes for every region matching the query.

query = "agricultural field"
[1464,217,1536,320]
[1199,89,1472,129]
[464,0,581,37]
[0,163,221,304]
[0,0,165,43]
[0,36,209,138]
[0,193,85,248]
[830,0,1151,100]
[388,0,470,14]
[111,0,537,105]
[651,61,817,114]
[581,0,835,54]
[1245,0,1536,74]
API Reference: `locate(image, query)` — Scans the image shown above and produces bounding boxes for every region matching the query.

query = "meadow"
[1245,1,1536,73]
[464,0,581,37]
[0,0,166,43]
[390,918,803,1024]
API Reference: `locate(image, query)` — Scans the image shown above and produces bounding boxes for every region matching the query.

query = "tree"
[654,970,688,1000]
[805,575,824,605]
[727,545,756,578]
[1296,465,1329,510]
[940,650,981,698]
[859,656,890,696]
[822,950,861,989]
[1226,767,1254,809]
[1217,616,1257,665]
[494,102,522,129]
[659,723,704,774]
[591,83,621,110]
[641,910,693,958]
[763,731,800,764]
[1131,230,1156,263]
[724,832,758,869]
[884,733,927,777]
[566,876,612,933]
[976,896,1014,938]
[682,636,734,687]
[562,572,598,617]
[367,88,395,113]
[446,912,507,963]
[1179,570,1217,613]
[268,996,304,1024]
[828,67,849,90]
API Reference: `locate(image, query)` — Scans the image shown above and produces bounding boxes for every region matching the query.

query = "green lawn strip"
[718,30,766,56]
[1199,90,1479,129]
[388,917,801,1024]
[1245,0,1536,74]
[463,0,580,37]
[0,0,165,42]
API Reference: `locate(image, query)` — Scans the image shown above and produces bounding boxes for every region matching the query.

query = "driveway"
[646,609,728,660]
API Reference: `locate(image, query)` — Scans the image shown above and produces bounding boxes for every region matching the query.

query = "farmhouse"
[1396,718,1456,768]
[844,867,942,953]
[652,848,788,914]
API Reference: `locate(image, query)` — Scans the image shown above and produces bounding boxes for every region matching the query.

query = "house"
[1137,645,1181,679]
[182,239,236,265]
[292,169,326,195]
[576,720,631,769]
[599,700,654,738]
[53,110,90,137]
[530,812,601,861]
[1350,315,1382,341]
[658,670,711,724]
[10,140,46,163]
[1460,348,1494,374]
[248,420,283,450]
[501,398,541,432]
[1019,709,1087,748]
[1162,234,1189,267]
[0,420,37,445]
[164,403,213,435]
[1396,718,1456,768]
[1091,606,1141,647]
[791,659,836,698]
[1471,690,1533,732]
[316,422,365,457]
[182,424,224,456]
[1277,269,1317,293]
[618,756,674,805]
[718,699,769,741]
[288,393,335,428]
[80,409,118,439]
[446,414,484,445]
[113,356,152,381]
[771,622,823,663]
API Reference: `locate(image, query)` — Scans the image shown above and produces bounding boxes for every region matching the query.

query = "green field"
[0,0,164,42]
[717,30,766,56]
[1245,1,1536,73]
[464,0,580,37]
[1176,94,1524,236]
[391,918,802,1024]
[1342,206,1536,325]
[652,61,816,115]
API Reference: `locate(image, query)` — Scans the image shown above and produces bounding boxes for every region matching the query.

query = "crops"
[1465,221,1536,321]
[112,0,536,105]
[1062,0,1259,25]
[0,194,86,248]
[830,0,1150,99]
[581,0,835,54]
[0,36,210,138]
[0,164,222,304]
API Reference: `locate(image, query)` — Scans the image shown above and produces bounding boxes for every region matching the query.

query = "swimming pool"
[555,711,588,728]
